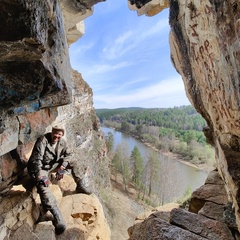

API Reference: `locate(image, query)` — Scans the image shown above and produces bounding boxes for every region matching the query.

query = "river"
[101,126,210,204]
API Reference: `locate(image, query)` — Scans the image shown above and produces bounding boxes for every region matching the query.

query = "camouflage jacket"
[27,132,72,178]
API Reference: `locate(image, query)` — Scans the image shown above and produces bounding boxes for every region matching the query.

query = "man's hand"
[36,176,49,187]
[55,166,65,181]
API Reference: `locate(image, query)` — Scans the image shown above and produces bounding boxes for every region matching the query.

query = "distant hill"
[96,105,206,131]
[96,107,145,113]
[96,105,191,112]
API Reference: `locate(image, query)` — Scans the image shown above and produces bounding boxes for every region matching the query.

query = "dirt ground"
[101,174,154,240]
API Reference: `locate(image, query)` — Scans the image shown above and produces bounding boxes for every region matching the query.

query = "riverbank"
[164,151,213,171]
[143,141,213,171]
[104,125,214,172]
[102,125,210,205]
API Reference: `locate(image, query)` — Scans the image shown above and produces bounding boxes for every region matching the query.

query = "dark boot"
[76,179,92,195]
[50,206,66,235]
[36,207,54,224]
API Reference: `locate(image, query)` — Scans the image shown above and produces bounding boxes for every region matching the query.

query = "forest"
[97,106,206,131]
[96,105,215,166]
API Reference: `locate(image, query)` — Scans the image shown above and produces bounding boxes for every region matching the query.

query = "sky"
[69,0,191,109]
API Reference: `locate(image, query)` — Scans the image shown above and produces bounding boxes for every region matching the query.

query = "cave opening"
[69,0,190,109]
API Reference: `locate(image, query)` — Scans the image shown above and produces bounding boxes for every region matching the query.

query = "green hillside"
[97,105,214,166]
[96,105,206,131]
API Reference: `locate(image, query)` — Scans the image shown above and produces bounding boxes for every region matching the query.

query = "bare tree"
[144,150,161,197]
[130,146,143,188]
[156,155,180,205]
[112,140,131,191]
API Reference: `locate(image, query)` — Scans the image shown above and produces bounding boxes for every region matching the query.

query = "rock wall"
[0,0,71,115]
[128,170,238,239]
[0,175,111,239]
[128,0,169,16]
[0,0,110,238]
[0,0,110,196]
[128,0,240,237]
[168,0,240,230]
[0,66,111,238]
[1,0,240,238]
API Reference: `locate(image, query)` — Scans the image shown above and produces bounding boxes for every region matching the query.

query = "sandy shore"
[104,126,214,172]
[143,141,213,172]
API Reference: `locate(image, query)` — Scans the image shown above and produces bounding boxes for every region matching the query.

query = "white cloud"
[69,4,189,109]
[93,76,190,109]
[102,31,134,59]
[84,61,133,76]
[70,41,95,58]
[139,18,169,39]
[117,77,149,89]
[102,18,169,61]
[115,31,133,45]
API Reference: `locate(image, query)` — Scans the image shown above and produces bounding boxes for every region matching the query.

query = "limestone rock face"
[2,0,240,238]
[128,0,240,233]
[60,193,111,239]
[60,0,106,44]
[168,0,240,230]
[0,69,109,196]
[170,208,234,240]
[0,1,110,237]
[0,0,71,114]
[130,214,207,240]
[128,0,169,16]
[128,171,236,240]
[0,176,111,240]
[189,170,228,214]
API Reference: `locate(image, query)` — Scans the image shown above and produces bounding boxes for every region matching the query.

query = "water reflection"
[102,126,209,203]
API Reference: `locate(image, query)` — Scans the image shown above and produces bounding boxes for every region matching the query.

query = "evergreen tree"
[105,132,114,154]
[97,106,214,165]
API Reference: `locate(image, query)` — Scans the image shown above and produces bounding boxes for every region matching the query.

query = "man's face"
[51,130,63,144]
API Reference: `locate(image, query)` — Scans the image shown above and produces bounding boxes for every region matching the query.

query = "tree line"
[97,105,206,131]
[105,133,192,206]
[97,106,215,166]
[106,132,163,205]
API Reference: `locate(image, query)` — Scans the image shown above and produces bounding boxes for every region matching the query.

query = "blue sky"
[69,0,190,109]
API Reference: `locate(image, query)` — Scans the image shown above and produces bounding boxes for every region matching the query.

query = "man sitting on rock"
[27,125,92,235]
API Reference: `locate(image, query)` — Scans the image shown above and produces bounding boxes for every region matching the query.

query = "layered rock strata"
[1,0,240,238]
[128,0,169,16]
[0,175,111,239]
[0,1,110,237]
[0,0,71,114]
[168,0,240,230]
[129,0,240,233]
[0,67,111,238]
[128,170,238,240]
[0,0,110,199]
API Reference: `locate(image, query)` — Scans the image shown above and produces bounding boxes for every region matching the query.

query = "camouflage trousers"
[36,174,57,210]
[35,160,85,210]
